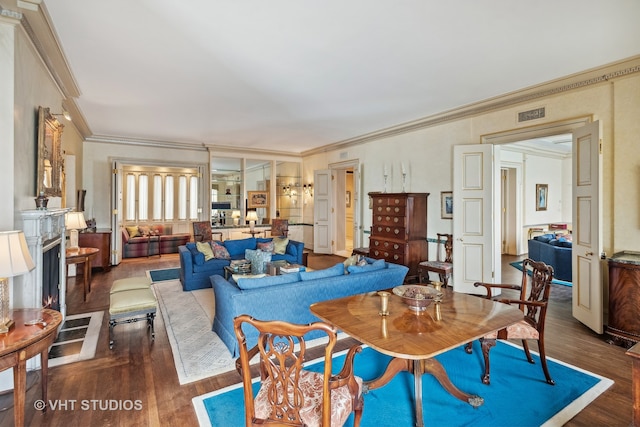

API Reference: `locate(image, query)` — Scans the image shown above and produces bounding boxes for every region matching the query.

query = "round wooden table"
[0,308,62,427]
[66,247,99,302]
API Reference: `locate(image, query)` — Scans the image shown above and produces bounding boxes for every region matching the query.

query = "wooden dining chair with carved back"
[270,218,289,238]
[233,315,364,427]
[418,233,453,286]
[465,258,555,386]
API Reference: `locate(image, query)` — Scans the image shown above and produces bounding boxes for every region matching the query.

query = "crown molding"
[302,55,640,157]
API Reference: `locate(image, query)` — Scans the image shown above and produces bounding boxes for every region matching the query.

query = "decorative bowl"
[393,285,439,312]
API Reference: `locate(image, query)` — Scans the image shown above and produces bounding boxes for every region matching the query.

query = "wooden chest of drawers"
[607,251,640,347]
[78,229,112,271]
[369,192,428,277]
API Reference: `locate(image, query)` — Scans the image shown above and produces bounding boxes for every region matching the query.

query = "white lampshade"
[0,231,35,333]
[245,211,259,222]
[65,211,87,230]
[0,231,35,277]
[231,210,241,219]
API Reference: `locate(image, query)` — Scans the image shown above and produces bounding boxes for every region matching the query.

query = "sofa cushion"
[347,258,386,274]
[534,233,555,243]
[138,225,151,236]
[186,242,205,265]
[299,263,344,281]
[246,249,272,274]
[212,242,231,259]
[225,237,257,257]
[126,226,141,238]
[236,272,301,290]
[193,258,229,273]
[257,241,275,253]
[196,241,215,261]
[273,237,289,255]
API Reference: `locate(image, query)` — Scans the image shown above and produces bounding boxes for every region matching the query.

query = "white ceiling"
[44,1,640,154]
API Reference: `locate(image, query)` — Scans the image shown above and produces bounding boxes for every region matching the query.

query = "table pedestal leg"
[364,357,484,427]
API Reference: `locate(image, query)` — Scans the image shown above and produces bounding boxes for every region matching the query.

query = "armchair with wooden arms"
[233,314,364,427]
[465,258,555,386]
[417,233,453,286]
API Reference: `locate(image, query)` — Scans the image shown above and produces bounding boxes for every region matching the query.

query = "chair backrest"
[436,233,453,263]
[233,315,338,427]
[519,258,554,329]
[192,221,212,242]
[271,218,289,237]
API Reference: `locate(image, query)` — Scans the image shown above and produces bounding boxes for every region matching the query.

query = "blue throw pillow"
[186,242,205,265]
[236,272,300,290]
[299,263,344,281]
[245,249,272,274]
[224,237,257,257]
[286,241,297,258]
[535,234,555,243]
[347,258,386,274]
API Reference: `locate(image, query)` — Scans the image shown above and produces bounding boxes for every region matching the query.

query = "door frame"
[328,159,361,253]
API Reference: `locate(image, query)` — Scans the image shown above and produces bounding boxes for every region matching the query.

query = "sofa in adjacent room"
[527,233,572,282]
[178,236,305,291]
[121,224,191,258]
[211,258,409,357]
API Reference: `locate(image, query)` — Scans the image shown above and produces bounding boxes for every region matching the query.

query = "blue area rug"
[147,268,180,282]
[510,261,572,287]
[193,341,612,427]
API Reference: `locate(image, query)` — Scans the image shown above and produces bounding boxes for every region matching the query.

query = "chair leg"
[353,395,364,427]
[522,340,535,364]
[480,338,496,385]
[537,339,555,385]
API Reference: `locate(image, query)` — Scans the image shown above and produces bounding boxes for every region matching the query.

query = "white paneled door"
[313,170,332,254]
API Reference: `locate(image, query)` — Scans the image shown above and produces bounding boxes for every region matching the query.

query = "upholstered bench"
[109,277,157,349]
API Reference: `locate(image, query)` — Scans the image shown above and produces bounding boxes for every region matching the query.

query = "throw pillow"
[257,241,275,253]
[138,225,151,236]
[347,258,386,274]
[211,242,231,260]
[186,242,205,265]
[299,263,344,281]
[196,241,215,261]
[126,226,140,238]
[246,249,272,274]
[272,237,289,255]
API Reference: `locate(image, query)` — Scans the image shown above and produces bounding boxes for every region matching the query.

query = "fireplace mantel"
[18,208,70,320]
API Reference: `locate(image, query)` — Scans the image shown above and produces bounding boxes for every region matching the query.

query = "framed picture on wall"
[248,191,269,208]
[441,191,453,219]
[536,184,548,211]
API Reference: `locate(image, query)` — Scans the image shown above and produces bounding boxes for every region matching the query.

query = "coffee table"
[310,287,523,427]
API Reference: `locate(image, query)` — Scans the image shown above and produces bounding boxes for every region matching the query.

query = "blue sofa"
[527,233,572,282]
[178,237,304,291]
[211,258,409,357]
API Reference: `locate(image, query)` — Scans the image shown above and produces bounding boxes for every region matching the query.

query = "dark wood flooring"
[0,253,632,426]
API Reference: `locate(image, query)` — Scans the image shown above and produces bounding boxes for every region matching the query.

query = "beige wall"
[303,62,640,257]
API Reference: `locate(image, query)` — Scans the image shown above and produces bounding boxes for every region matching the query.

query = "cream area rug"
[153,279,235,385]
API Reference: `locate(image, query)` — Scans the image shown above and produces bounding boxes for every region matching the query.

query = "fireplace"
[42,241,61,311]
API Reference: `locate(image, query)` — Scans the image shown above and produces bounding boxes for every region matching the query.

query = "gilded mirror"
[37,106,64,197]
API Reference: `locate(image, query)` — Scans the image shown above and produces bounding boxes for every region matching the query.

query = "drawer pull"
[393,254,399,260]
[394,229,400,234]
[386,227,391,232]
[394,244,399,250]
[395,207,400,213]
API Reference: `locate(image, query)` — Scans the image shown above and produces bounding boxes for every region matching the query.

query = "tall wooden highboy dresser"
[368,192,429,278]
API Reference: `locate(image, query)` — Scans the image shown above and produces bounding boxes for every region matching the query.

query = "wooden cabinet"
[78,229,112,271]
[368,192,428,277]
[607,251,640,347]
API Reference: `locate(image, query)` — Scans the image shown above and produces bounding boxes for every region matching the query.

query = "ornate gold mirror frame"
[37,106,64,197]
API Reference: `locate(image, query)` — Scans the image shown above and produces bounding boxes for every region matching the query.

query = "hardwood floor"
[1,253,631,426]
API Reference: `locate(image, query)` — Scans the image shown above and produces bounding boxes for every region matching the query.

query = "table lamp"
[231,210,241,226]
[246,211,259,232]
[65,211,87,252]
[0,231,35,333]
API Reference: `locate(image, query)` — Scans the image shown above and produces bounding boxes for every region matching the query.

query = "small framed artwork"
[441,191,453,219]
[248,191,269,208]
[536,184,548,211]
[346,191,351,208]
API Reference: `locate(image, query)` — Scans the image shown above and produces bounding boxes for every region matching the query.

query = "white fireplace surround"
[18,208,70,320]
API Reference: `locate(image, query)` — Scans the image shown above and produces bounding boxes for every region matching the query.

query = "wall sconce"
[282,185,291,197]
[53,109,72,121]
[303,184,313,197]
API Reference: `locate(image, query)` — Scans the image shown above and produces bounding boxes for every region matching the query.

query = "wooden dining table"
[310,287,524,427]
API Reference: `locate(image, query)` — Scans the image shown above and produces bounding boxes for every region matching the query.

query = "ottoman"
[109,277,157,349]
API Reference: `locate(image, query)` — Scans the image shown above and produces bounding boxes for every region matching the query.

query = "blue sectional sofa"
[527,233,572,282]
[211,258,409,357]
[178,237,304,291]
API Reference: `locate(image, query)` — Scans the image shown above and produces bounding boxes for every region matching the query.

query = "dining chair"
[417,233,453,286]
[233,314,364,427]
[192,221,223,242]
[270,218,289,237]
[465,258,555,386]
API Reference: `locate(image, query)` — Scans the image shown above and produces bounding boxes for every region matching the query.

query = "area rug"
[193,341,612,427]
[510,260,572,286]
[154,279,347,385]
[147,267,181,282]
[48,311,103,367]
